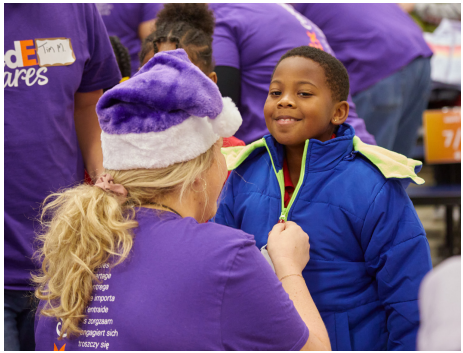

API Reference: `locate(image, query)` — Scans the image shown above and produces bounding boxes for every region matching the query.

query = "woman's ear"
[208,71,218,84]
[331,101,349,126]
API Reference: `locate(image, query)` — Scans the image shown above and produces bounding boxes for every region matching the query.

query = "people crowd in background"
[95,3,162,76]
[4,3,461,351]
[210,3,376,145]
[293,3,433,157]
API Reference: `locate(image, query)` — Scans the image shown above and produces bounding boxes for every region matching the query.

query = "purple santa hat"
[96,49,242,170]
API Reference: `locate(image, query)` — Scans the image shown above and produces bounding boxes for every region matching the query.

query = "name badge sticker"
[35,38,76,67]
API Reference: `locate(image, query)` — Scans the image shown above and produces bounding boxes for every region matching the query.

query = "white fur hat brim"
[101,97,242,170]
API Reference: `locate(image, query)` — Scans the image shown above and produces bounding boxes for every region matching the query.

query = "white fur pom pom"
[209,97,243,137]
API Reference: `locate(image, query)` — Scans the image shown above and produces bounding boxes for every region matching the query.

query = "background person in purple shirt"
[293,3,433,157]
[4,4,121,350]
[210,3,376,145]
[34,49,331,351]
[96,3,162,76]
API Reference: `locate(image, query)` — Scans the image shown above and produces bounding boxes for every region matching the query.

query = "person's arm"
[398,3,416,13]
[268,222,331,351]
[345,93,376,145]
[361,180,432,350]
[211,12,242,107]
[75,5,121,181]
[138,19,156,41]
[281,276,329,351]
[74,90,104,181]
[220,222,329,350]
[215,66,241,108]
[138,4,162,40]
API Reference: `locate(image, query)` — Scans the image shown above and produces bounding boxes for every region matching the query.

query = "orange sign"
[423,108,461,164]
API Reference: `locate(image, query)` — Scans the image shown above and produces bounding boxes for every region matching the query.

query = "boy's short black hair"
[274,46,350,102]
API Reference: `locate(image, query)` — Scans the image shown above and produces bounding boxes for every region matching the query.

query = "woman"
[34,49,330,351]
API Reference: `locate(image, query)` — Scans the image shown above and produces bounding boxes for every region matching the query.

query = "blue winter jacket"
[214,124,432,351]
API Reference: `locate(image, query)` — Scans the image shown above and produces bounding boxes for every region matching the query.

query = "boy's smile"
[264,56,346,147]
[274,115,302,126]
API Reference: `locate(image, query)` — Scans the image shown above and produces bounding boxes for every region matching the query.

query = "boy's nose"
[278,97,296,108]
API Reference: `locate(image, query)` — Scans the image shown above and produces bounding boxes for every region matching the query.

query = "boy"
[214,46,432,351]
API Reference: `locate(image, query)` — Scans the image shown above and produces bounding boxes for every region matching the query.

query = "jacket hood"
[222,123,424,186]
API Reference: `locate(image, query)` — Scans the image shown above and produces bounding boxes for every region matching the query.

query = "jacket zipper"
[263,139,309,223]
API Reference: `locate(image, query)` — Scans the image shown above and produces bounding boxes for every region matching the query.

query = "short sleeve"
[212,10,241,69]
[141,3,162,22]
[221,242,309,350]
[78,4,121,92]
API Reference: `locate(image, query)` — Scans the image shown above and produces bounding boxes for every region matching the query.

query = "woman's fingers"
[267,221,310,276]
[268,222,286,236]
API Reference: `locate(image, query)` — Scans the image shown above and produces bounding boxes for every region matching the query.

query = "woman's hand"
[267,221,310,279]
[268,222,330,350]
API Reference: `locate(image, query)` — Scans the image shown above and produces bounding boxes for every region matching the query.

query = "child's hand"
[267,221,310,279]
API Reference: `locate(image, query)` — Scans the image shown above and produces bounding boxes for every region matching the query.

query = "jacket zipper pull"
[278,212,286,223]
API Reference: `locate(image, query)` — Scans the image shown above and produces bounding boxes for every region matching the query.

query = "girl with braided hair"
[140,3,244,149]
[140,3,216,83]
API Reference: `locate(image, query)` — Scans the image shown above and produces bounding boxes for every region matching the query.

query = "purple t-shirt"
[96,3,162,76]
[35,209,309,350]
[293,3,433,95]
[4,4,121,291]
[210,3,376,145]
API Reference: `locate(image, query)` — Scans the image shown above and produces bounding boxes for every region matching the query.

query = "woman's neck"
[141,191,204,222]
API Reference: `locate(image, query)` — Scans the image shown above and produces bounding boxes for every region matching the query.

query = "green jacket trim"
[221,136,425,185]
[352,136,425,185]
[221,139,266,171]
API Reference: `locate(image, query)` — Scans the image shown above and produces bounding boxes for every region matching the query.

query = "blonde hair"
[33,144,216,339]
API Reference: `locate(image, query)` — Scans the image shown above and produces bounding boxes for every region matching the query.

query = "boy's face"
[264,56,345,147]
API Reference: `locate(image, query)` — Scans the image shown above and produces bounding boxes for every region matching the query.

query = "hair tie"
[94,174,128,204]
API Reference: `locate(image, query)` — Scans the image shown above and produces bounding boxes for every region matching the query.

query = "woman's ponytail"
[33,183,136,338]
[34,143,216,338]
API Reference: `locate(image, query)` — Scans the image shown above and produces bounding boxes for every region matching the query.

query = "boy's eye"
[299,92,313,97]
[270,91,281,96]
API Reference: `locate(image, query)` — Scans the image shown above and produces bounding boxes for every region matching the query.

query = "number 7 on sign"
[442,128,461,149]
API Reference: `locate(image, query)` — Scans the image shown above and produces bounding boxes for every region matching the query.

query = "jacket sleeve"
[361,180,432,350]
[213,172,238,228]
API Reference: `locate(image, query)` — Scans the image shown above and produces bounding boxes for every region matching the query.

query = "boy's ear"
[208,71,218,84]
[331,101,349,126]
